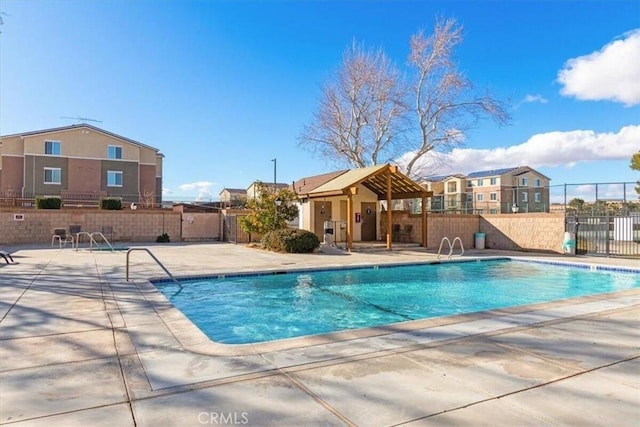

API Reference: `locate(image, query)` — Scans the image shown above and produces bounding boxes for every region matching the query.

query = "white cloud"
[521,94,548,105]
[406,125,640,177]
[162,187,172,196]
[178,181,216,201]
[557,29,640,106]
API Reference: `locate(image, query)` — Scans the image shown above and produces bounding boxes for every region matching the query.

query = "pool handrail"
[74,231,114,252]
[90,232,114,252]
[126,248,183,288]
[437,236,465,260]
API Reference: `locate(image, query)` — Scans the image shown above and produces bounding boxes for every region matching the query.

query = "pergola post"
[346,192,354,252]
[422,196,427,248]
[386,167,392,250]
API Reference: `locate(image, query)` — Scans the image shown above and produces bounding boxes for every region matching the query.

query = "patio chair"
[52,228,74,248]
[400,224,413,243]
[392,224,401,242]
[101,225,114,243]
[0,250,14,263]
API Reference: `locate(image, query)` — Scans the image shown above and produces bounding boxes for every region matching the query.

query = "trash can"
[474,232,485,249]
[562,231,575,255]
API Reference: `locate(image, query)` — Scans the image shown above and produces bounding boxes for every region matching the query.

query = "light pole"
[271,158,277,193]
[272,158,278,229]
[275,197,282,230]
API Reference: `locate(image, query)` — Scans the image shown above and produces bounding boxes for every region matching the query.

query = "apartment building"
[219,188,247,208]
[246,181,290,200]
[0,124,163,204]
[424,166,551,213]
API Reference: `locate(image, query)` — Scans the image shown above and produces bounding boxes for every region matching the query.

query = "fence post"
[605,210,610,257]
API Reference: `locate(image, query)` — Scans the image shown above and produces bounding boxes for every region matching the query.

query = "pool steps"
[436,236,465,260]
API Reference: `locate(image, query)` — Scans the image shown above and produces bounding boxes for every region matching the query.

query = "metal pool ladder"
[436,237,465,260]
[75,231,115,252]
[126,248,183,288]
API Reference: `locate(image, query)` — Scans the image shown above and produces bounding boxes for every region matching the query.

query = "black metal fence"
[565,212,640,259]
[0,191,167,209]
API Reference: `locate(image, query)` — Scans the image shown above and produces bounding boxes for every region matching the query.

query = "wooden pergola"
[306,164,433,251]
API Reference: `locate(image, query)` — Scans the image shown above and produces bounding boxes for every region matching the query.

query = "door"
[361,202,377,241]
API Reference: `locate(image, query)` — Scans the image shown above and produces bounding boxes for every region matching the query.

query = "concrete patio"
[0,242,638,426]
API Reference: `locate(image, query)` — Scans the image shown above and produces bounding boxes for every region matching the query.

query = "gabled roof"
[219,188,246,195]
[0,124,160,152]
[423,166,551,182]
[422,175,449,182]
[293,170,348,195]
[306,164,431,200]
[248,181,289,189]
[467,167,518,179]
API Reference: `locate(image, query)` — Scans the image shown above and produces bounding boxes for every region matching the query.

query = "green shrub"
[35,196,62,209]
[99,198,122,210]
[261,228,320,253]
[156,233,170,243]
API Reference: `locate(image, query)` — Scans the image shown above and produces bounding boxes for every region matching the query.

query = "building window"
[476,193,484,202]
[45,140,61,156]
[535,192,541,202]
[535,178,541,187]
[107,171,123,187]
[466,193,473,202]
[489,208,498,214]
[108,145,123,160]
[477,179,484,187]
[447,182,457,193]
[521,177,528,186]
[490,177,497,185]
[522,191,528,202]
[44,167,61,184]
[466,180,472,188]
[490,192,497,201]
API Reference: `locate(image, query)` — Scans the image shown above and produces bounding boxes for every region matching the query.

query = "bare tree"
[300,18,509,177]
[299,41,407,168]
[402,17,510,178]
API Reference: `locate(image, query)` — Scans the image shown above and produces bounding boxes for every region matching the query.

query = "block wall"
[0,209,181,244]
[480,213,565,252]
[382,211,565,253]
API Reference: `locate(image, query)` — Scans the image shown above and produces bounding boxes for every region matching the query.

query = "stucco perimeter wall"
[0,209,181,244]
[384,211,565,253]
[480,213,565,253]
[181,212,220,241]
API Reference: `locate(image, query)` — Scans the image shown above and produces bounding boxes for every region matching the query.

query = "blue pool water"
[154,259,639,344]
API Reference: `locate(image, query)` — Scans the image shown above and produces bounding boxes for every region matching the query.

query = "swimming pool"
[154,259,639,344]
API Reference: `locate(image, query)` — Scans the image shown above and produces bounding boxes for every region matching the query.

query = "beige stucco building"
[0,124,163,204]
[423,166,551,214]
[219,188,246,208]
[294,164,431,250]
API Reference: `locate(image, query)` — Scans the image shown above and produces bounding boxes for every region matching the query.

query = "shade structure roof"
[306,164,431,200]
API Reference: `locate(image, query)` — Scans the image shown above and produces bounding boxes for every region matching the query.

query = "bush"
[261,228,320,253]
[156,233,170,243]
[35,196,62,209]
[99,198,122,210]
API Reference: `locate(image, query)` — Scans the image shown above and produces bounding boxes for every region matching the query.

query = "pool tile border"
[138,256,640,358]
[150,256,639,285]
[149,256,511,284]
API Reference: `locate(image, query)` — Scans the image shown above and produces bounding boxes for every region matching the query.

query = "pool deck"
[1,242,638,426]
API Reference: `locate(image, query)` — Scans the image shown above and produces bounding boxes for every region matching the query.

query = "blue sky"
[1,0,638,203]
